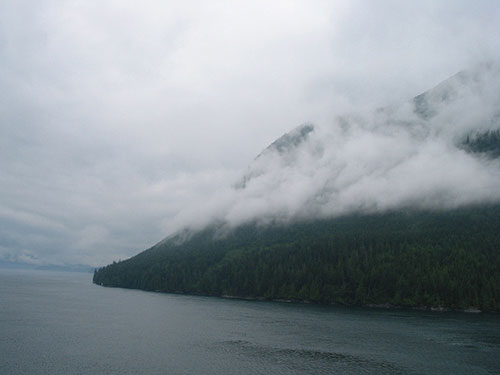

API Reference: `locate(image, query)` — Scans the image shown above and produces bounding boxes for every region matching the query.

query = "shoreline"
[220,294,484,313]
[98,283,490,313]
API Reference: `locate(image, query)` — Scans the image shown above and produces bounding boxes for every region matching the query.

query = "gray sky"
[1,0,500,267]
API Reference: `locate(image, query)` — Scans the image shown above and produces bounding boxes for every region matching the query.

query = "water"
[0,269,499,374]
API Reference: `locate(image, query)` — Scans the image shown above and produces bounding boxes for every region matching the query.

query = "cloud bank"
[171,63,500,233]
[1,1,500,266]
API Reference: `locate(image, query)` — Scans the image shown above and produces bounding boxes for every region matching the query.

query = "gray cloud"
[1,1,500,266]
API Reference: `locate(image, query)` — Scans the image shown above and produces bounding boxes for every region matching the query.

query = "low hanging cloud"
[170,63,500,233]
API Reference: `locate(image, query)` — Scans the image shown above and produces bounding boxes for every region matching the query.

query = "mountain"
[235,123,314,189]
[94,64,500,311]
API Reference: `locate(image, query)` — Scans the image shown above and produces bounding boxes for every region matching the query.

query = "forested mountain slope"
[94,205,500,311]
[94,64,500,311]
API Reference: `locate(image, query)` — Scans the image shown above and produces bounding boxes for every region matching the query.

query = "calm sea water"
[0,269,499,374]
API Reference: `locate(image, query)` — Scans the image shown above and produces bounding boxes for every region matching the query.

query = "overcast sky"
[1,0,500,267]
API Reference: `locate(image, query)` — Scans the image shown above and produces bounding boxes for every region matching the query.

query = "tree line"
[94,204,500,311]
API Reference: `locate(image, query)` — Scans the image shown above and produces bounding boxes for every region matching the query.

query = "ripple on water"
[213,339,415,375]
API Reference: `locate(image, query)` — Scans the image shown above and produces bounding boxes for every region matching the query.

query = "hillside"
[94,205,500,311]
[94,64,500,311]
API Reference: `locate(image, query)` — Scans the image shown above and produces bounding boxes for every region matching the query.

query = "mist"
[170,63,500,234]
[1,1,500,266]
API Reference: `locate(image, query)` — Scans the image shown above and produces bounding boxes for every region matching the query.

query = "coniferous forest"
[93,204,500,311]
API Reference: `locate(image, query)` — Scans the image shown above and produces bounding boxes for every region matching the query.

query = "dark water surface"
[1,269,499,374]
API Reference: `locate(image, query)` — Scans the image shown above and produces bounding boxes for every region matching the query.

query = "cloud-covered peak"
[262,123,315,155]
[412,62,500,123]
[175,64,500,233]
[236,124,315,189]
